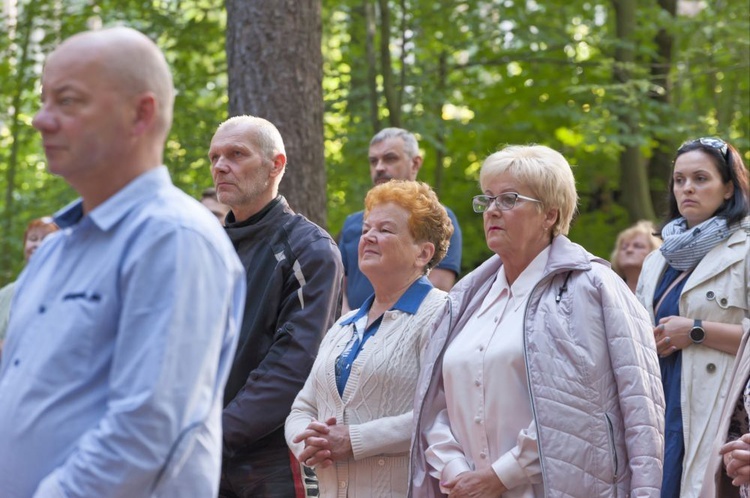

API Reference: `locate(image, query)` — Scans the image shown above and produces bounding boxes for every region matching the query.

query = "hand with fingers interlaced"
[720,433,750,487]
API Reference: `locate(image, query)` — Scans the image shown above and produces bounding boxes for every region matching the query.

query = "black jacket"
[222,196,343,460]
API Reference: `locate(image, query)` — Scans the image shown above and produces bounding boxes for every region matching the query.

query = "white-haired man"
[209,115,343,498]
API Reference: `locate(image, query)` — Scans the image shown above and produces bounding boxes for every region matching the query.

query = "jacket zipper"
[605,413,618,482]
[521,269,574,494]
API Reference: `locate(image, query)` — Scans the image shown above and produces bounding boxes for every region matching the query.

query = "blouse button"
[706,363,716,373]
[706,291,715,300]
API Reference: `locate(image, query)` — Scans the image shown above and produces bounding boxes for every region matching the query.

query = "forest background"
[1,0,748,285]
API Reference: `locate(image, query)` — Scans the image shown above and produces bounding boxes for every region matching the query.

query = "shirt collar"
[54,166,171,231]
[477,245,551,317]
[340,275,434,325]
[509,245,551,303]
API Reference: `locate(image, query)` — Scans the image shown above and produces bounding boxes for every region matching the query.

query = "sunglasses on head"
[679,137,729,161]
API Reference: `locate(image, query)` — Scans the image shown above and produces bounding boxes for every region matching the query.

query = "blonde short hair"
[479,145,578,236]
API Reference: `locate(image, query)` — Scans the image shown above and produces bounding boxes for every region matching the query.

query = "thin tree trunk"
[397,0,407,113]
[612,0,655,222]
[364,0,380,135]
[647,0,677,218]
[2,1,36,280]
[377,0,400,127]
[224,0,326,228]
[433,51,447,196]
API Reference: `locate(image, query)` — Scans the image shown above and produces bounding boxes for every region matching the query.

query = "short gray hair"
[480,145,578,236]
[217,115,286,162]
[370,128,420,159]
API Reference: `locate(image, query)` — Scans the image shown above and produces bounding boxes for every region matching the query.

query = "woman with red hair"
[0,217,59,352]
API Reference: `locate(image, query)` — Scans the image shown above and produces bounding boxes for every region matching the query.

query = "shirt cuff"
[439,457,472,493]
[491,450,529,491]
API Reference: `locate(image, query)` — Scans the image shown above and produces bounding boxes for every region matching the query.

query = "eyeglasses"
[680,137,728,160]
[472,193,542,213]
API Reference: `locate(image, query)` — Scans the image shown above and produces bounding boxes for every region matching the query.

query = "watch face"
[690,326,706,343]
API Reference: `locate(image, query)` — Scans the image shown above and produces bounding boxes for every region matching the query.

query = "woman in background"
[0,217,59,353]
[610,220,662,293]
[636,137,750,498]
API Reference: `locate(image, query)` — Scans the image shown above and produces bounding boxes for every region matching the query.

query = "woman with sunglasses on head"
[410,145,664,497]
[635,137,750,498]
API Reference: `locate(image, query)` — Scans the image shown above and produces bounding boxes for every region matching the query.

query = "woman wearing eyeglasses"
[635,137,750,498]
[410,145,664,497]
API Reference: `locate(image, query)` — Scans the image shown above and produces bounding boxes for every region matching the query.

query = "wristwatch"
[689,319,706,344]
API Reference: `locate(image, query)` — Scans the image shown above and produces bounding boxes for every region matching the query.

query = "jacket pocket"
[604,413,618,483]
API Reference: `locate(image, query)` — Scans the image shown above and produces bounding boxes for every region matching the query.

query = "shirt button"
[378,459,385,466]
[706,363,716,373]
[493,316,499,323]
[479,452,487,459]
[475,380,481,386]
[339,481,346,488]
[706,291,715,300]
[478,346,484,352]
[39,305,46,314]
[13,359,19,366]
[475,416,482,424]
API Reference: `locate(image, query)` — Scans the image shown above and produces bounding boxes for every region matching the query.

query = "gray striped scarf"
[660,216,744,271]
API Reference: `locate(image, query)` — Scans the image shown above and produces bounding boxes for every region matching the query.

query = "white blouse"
[425,247,550,497]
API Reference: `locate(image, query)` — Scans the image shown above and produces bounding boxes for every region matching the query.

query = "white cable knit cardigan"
[285,288,448,498]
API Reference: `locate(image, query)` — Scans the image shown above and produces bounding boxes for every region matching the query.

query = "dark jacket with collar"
[222,196,343,462]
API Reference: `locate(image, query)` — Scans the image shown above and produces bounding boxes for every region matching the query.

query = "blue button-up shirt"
[335,276,433,395]
[0,167,246,498]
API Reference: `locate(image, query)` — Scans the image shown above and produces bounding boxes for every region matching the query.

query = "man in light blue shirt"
[0,27,246,498]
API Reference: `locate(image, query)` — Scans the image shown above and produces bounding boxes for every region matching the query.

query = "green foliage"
[1,0,748,283]
[0,0,226,285]
[322,0,749,274]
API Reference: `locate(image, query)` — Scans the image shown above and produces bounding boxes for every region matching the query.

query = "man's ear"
[270,152,287,178]
[412,155,423,176]
[132,92,157,136]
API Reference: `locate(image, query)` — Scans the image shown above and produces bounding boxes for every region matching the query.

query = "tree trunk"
[377,0,400,127]
[224,0,327,228]
[612,0,655,222]
[647,0,677,219]
[433,51,447,196]
[364,0,380,135]
[2,1,36,281]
